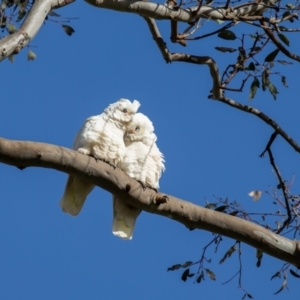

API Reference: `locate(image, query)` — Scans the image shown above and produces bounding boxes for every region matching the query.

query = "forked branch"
[143,17,222,99]
[217,96,300,153]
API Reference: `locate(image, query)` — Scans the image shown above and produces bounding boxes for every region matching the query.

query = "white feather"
[112,113,165,240]
[60,99,140,216]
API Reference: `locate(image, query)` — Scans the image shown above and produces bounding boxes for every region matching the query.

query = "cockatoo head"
[125,113,156,143]
[106,99,140,124]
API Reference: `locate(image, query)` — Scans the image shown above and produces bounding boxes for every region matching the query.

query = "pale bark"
[0,0,282,99]
[85,0,277,22]
[0,137,299,267]
[0,0,74,61]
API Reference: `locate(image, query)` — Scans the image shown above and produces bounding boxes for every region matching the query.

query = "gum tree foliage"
[1,0,300,297]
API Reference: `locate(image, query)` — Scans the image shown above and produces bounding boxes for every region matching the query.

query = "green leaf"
[167,264,181,271]
[16,10,26,23]
[0,16,6,28]
[279,26,288,31]
[290,269,300,278]
[181,261,193,268]
[286,3,294,9]
[205,203,218,209]
[278,34,290,46]
[181,269,190,282]
[274,274,288,294]
[215,47,236,53]
[262,69,269,91]
[215,205,227,212]
[249,77,260,100]
[277,60,293,65]
[256,249,263,259]
[62,25,75,36]
[196,270,205,283]
[271,271,281,280]
[49,10,61,17]
[205,269,216,281]
[181,268,194,282]
[267,81,279,100]
[219,245,236,264]
[282,11,291,19]
[246,62,255,71]
[218,30,236,40]
[281,76,288,87]
[247,294,253,299]
[27,50,37,61]
[215,19,224,25]
[264,49,280,63]
[256,249,263,267]
[7,23,17,34]
[8,54,14,63]
[229,210,238,216]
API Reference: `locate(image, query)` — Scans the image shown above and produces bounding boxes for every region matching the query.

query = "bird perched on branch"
[59,99,141,216]
[112,112,165,240]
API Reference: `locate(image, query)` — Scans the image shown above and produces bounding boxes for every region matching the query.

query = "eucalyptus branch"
[221,74,250,92]
[260,19,300,62]
[260,131,278,157]
[143,17,222,99]
[216,96,300,153]
[1,137,300,266]
[266,148,292,234]
[185,21,235,41]
[85,0,279,22]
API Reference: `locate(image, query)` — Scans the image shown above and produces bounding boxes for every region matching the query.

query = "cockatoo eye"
[135,126,140,132]
[122,108,128,113]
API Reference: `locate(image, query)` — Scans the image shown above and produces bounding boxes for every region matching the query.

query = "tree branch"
[0,0,74,61]
[0,137,300,267]
[143,17,222,99]
[260,19,300,62]
[85,0,277,22]
[216,96,300,153]
[267,147,292,234]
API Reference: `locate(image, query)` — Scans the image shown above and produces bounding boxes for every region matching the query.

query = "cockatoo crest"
[103,99,140,126]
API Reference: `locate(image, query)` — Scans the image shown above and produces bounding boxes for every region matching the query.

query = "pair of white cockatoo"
[59,99,165,240]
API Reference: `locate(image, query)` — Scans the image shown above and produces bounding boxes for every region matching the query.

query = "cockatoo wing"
[112,196,141,240]
[60,175,95,216]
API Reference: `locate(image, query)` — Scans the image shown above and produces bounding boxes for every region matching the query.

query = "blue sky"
[1,1,299,299]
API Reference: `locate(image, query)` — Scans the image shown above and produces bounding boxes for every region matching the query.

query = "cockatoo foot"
[93,156,116,169]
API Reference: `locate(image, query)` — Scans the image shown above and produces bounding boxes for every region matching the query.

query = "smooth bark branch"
[0,137,300,267]
[217,96,300,153]
[0,0,74,61]
[0,0,281,62]
[260,19,300,62]
[143,17,222,99]
[85,0,277,22]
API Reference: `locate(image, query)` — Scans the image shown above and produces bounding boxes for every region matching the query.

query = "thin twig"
[267,148,292,234]
[143,16,222,99]
[260,19,300,62]
[260,131,278,157]
[185,22,235,40]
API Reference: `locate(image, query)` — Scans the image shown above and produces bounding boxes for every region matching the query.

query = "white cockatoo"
[59,99,141,216]
[112,112,165,240]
